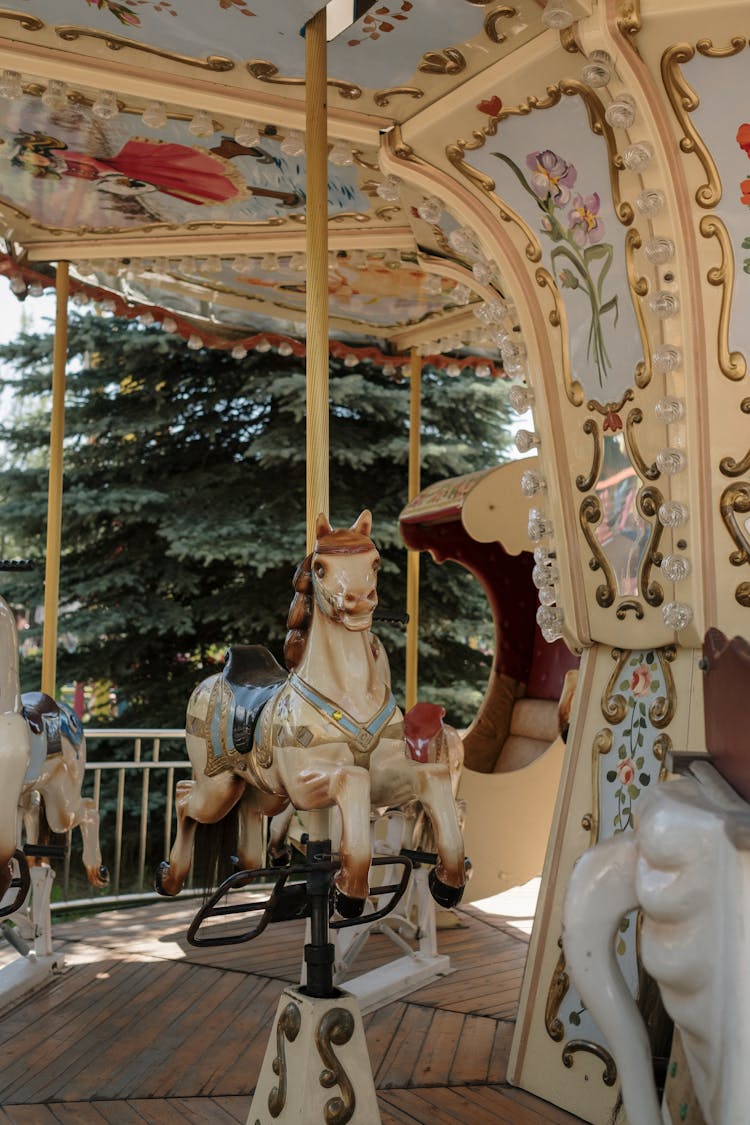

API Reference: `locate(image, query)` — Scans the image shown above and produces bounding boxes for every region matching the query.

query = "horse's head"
[310,510,380,632]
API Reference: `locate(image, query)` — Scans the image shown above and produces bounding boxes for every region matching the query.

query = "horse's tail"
[193,807,240,900]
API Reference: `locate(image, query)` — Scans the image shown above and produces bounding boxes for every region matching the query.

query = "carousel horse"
[0,594,107,903]
[156,511,467,914]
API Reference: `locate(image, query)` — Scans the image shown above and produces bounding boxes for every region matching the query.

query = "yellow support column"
[305,6,329,552]
[41,260,69,698]
[405,348,422,711]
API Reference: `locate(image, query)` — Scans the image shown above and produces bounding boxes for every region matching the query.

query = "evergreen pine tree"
[0,312,514,727]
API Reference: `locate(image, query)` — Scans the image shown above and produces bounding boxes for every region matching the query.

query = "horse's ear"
[351,509,372,538]
[315,512,332,540]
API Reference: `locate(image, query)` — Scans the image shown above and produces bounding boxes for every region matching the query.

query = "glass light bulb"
[648,290,680,319]
[542,624,564,643]
[92,90,118,120]
[605,94,636,130]
[329,139,353,166]
[162,317,178,334]
[515,429,540,454]
[538,585,557,607]
[656,447,686,475]
[533,546,554,565]
[42,79,68,111]
[541,0,574,29]
[654,396,685,424]
[280,130,305,156]
[139,311,155,326]
[475,363,491,378]
[621,141,654,172]
[658,500,689,528]
[189,110,214,138]
[660,554,691,582]
[278,341,294,356]
[417,197,443,223]
[202,255,222,274]
[423,274,442,296]
[231,254,251,273]
[644,236,675,266]
[0,70,23,100]
[142,101,167,128]
[382,363,397,378]
[533,561,559,588]
[580,50,612,88]
[255,338,271,353]
[179,256,196,273]
[28,282,43,298]
[522,469,546,497]
[536,605,564,630]
[652,344,682,374]
[528,508,553,541]
[187,334,203,350]
[662,601,693,630]
[509,385,533,413]
[448,227,481,259]
[376,175,400,202]
[231,345,247,360]
[343,353,358,368]
[636,188,665,217]
[446,363,462,377]
[8,274,26,296]
[234,119,260,147]
[452,283,471,306]
[472,260,492,285]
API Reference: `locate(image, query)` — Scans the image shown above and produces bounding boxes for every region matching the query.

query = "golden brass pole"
[41,260,69,697]
[405,347,422,711]
[305,6,329,552]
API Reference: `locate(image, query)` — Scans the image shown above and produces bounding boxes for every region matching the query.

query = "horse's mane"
[283,527,374,669]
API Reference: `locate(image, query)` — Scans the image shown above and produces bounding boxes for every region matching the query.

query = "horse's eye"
[373,559,381,572]
[314,561,325,578]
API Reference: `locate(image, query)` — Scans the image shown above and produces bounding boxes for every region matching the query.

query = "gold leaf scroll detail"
[602,648,629,724]
[56,26,235,70]
[636,485,665,606]
[722,399,750,476]
[737,582,750,607]
[536,266,584,405]
[418,48,466,75]
[248,61,361,99]
[653,731,672,780]
[580,496,616,607]
[582,729,614,843]
[559,80,633,226]
[374,86,423,107]
[315,1008,356,1125]
[720,482,750,566]
[576,418,602,492]
[484,6,518,44]
[545,941,570,1042]
[562,1041,617,1086]
[0,9,44,31]
[699,215,747,381]
[624,229,652,387]
[660,42,736,208]
[616,0,642,46]
[268,1002,302,1118]
[624,408,659,480]
[616,600,644,619]
[649,645,677,728]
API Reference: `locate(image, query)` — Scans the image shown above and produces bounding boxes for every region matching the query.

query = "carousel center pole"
[248,9,381,1122]
[405,347,422,712]
[41,260,69,699]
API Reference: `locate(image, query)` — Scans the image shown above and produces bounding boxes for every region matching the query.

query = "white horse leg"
[157,772,245,896]
[235,787,288,871]
[75,797,108,886]
[0,712,31,893]
[373,758,466,902]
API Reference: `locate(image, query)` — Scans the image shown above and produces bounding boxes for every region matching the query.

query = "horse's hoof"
[334,890,367,919]
[154,861,177,897]
[428,868,465,909]
[99,865,110,884]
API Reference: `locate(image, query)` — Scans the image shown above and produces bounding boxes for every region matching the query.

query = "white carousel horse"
[156,511,467,913]
[0,594,107,905]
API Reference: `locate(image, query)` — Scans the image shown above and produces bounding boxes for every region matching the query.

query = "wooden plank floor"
[0,897,584,1124]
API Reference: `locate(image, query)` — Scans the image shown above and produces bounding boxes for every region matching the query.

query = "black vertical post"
[302,838,336,998]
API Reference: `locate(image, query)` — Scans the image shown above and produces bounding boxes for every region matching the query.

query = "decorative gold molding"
[315,1008,356,1124]
[602,648,629,725]
[737,582,750,608]
[0,9,44,31]
[484,6,518,44]
[374,206,401,222]
[653,731,672,763]
[583,728,614,843]
[661,42,728,209]
[720,482,750,566]
[576,418,602,492]
[743,398,750,414]
[56,26,235,71]
[268,1002,301,1117]
[418,48,466,75]
[560,80,632,227]
[616,600,644,619]
[389,125,417,163]
[560,27,580,54]
[580,496,617,607]
[649,646,677,728]
[720,446,750,478]
[624,408,659,480]
[544,942,570,1042]
[696,36,747,60]
[247,61,361,99]
[588,390,635,417]
[352,151,380,172]
[624,229,652,388]
[562,1041,617,1086]
[536,267,584,405]
[374,86,424,107]
[699,215,747,381]
[637,485,665,606]
[616,0,641,46]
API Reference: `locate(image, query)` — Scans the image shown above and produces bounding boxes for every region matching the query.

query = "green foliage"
[0,312,514,728]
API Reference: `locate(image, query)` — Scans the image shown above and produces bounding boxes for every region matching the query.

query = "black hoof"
[154,861,177,897]
[334,890,367,919]
[428,868,465,909]
[98,865,110,884]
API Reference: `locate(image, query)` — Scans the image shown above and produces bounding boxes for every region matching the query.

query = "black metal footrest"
[23,843,67,859]
[0,850,30,919]
[330,855,412,930]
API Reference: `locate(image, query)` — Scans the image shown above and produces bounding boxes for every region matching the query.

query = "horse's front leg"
[75,798,108,887]
[274,748,371,906]
[157,771,245,896]
[35,770,108,887]
[371,748,466,907]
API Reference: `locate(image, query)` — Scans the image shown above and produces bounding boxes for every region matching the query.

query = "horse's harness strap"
[289,672,398,756]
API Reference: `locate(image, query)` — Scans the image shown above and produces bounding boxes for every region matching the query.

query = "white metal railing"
[52,728,193,911]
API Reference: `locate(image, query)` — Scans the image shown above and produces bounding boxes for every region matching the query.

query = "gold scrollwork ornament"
[602,648,629,724]
[562,1040,617,1086]
[268,1002,302,1118]
[720,482,750,565]
[580,496,617,607]
[545,941,570,1042]
[316,1008,356,1125]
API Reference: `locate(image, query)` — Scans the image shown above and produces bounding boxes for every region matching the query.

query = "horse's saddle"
[204,646,286,776]
[21,692,84,784]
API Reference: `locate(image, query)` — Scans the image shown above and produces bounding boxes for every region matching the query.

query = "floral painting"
[492,147,618,387]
